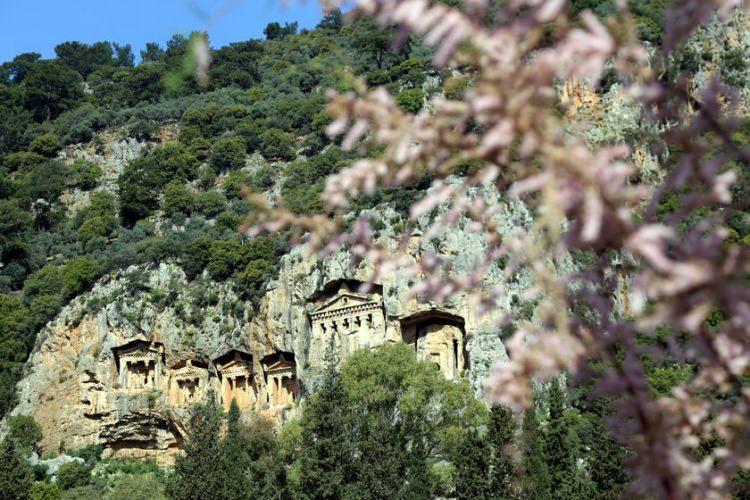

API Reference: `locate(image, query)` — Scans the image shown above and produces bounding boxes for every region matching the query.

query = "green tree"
[69,160,101,190]
[583,407,628,499]
[6,414,42,453]
[522,407,551,500]
[220,399,252,499]
[260,128,296,162]
[29,134,61,157]
[454,430,492,499]
[119,144,198,226]
[193,190,227,217]
[209,136,247,172]
[166,393,225,500]
[23,61,83,121]
[54,41,113,78]
[0,438,33,500]
[161,181,195,216]
[28,481,63,500]
[56,461,91,490]
[488,404,516,497]
[341,343,484,498]
[181,237,214,279]
[544,379,590,499]
[263,22,299,41]
[244,415,290,499]
[396,88,425,113]
[298,337,352,499]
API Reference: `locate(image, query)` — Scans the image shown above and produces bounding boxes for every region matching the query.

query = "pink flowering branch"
[246,1,750,495]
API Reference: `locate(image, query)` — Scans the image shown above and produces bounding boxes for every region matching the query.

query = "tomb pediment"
[171,361,207,381]
[220,360,252,378]
[261,352,296,375]
[310,292,381,321]
[314,292,372,312]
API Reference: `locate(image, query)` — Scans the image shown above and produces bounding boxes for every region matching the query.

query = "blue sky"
[0,0,325,64]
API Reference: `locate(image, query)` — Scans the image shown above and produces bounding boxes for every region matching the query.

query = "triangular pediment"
[265,358,295,372]
[220,359,250,370]
[314,292,374,314]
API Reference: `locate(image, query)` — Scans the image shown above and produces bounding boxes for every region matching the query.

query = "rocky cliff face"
[8,187,535,463]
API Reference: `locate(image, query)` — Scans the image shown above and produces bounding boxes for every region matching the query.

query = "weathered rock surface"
[28,452,85,480]
[9,184,535,463]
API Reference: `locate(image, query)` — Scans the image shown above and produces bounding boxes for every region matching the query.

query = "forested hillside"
[0,0,688,421]
[2,0,750,498]
[0,11,444,418]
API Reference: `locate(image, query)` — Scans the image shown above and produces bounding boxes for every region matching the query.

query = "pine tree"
[454,430,492,499]
[297,336,352,499]
[488,404,516,498]
[521,407,551,500]
[166,392,227,500]
[0,438,32,500]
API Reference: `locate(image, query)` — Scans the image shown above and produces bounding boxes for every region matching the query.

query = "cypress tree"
[544,378,592,499]
[488,404,516,498]
[298,337,352,499]
[454,430,492,499]
[221,399,252,499]
[0,438,33,500]
[245,415,289,499]
[166,392,226,500]
[544,378,575,495]
[521,407,551,500]
[585,410,628,499]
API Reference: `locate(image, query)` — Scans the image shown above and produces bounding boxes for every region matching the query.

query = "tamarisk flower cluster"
[245,0,750,496]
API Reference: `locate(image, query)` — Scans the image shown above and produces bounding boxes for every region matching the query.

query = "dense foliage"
[3,0,748,497]
[0,13,434,419]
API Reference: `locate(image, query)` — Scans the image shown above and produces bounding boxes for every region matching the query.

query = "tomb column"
[119,361,127,387]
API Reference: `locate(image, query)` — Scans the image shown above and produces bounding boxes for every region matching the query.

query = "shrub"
[28,481,62,500]
[60,258,99,300]
[249,164,276,191]
[188,137,212,161]
[76,216,112,247]
[29,134,61,157]
[206,239,244,280]
[119,143,199,226]
[237,259,274,305]
[197,164,217,189]
[259,128,296,161]
[69,160,101,190]
[3,152,46,172]
[215,212,243,233]
[55,461,91,490]
[60,485,99,500]
[181,237,214,279]
[67,444,103,465]
[6,415,42,452]
[395,88,425,113]
[209,136,247,172]
[127,119,160,141]
[194,190,227,217]
[161,181,195,216]
[235,118,265,152]
[222,170,252,199]
[108,473,167,500]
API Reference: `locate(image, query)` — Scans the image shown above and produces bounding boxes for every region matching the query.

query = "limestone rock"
[8,188,540,462]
